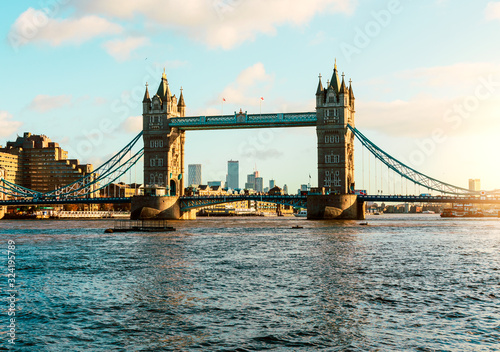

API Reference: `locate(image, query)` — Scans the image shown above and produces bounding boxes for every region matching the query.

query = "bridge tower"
[315,60,355,194]
[131,70,195,220]
[308,61,364,220]
[141,70,186,197]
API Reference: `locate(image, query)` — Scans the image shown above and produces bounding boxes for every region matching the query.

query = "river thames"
[1,214,499,351]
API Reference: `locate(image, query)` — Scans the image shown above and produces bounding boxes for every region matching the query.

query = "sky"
[1,0,500,194]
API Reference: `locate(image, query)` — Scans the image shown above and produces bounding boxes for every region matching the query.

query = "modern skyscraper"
[188,164,202,186]
[227,160,239,189]
[246,172,256,190]
[468,179,480,191]
[283,184,288,194]
[255,177,263,192]
[269,179,275,189]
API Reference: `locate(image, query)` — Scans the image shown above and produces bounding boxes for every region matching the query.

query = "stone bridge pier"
[130,196,195,220]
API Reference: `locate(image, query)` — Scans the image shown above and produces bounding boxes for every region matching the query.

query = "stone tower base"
[0,206,5,220]
[307,194,365,220]
[131,196,196,220]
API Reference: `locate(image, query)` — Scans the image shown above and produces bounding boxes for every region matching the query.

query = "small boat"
[422,210,435,214]
[359,222,369,226]
[291,225,303,229]
[293,209,307,217]
[105,220,176,233]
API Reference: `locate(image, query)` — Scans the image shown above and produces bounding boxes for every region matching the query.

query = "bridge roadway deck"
[168,112,317,130]
[2,194,500,207]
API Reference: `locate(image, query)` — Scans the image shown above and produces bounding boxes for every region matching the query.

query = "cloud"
[103,36,150,61]
[397,62,500,92]
[309,31,329,46]
[197,62,315,115]
[120,115,142,133]
[75,0,356,49]
[354,61,500,138]
[28,95,72,113]
[357,96,449,137]
[357,93,500,139]
[217,62,274,106]
[9,8,123,47]
[0,111,23,138]
[94,97,108,106]
[240,148,284,160]
[485,1,500,21]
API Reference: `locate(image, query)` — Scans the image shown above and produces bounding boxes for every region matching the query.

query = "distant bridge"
[0,197,131,206]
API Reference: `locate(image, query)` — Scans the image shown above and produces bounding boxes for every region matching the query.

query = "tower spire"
[340,72,347,93]
[157,69,171,102]
[316,73,324,96]
[330,61,341,94]
[143,82,151,103]
[178,86,185,107]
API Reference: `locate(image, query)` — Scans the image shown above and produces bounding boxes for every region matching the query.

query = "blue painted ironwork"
[0,179,42,198]
[0,197,132,206]
[169,112,317,130]
[348,125,474,196]
[180,194,307,211]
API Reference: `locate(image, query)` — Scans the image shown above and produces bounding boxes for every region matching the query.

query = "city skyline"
[2,2,500,193]
[189,160,288,193]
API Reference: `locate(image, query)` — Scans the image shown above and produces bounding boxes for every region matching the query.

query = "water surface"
[1,215,499,351]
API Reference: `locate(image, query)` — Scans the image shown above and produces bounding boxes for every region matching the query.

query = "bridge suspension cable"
[348,125,474,196]
[0,132,144,199]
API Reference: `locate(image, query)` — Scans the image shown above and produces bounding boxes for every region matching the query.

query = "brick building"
[0,132,94,195]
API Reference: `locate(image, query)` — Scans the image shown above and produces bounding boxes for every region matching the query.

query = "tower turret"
[349,79,355,109]
[178,87,186,117]
[316,74,324,106]
[316,74,324,96]
[339,72,349,106]
[340,73,348,93]
[142,83,151,113]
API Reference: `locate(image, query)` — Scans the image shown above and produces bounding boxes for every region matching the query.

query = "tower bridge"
[132,61,362,220]
[1,61,492,220]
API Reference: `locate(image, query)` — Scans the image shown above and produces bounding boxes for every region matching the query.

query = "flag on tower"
[222,98,226,102]
[260,97,264,101]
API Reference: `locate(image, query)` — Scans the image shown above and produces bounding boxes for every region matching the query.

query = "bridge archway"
[170,180,176,196]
